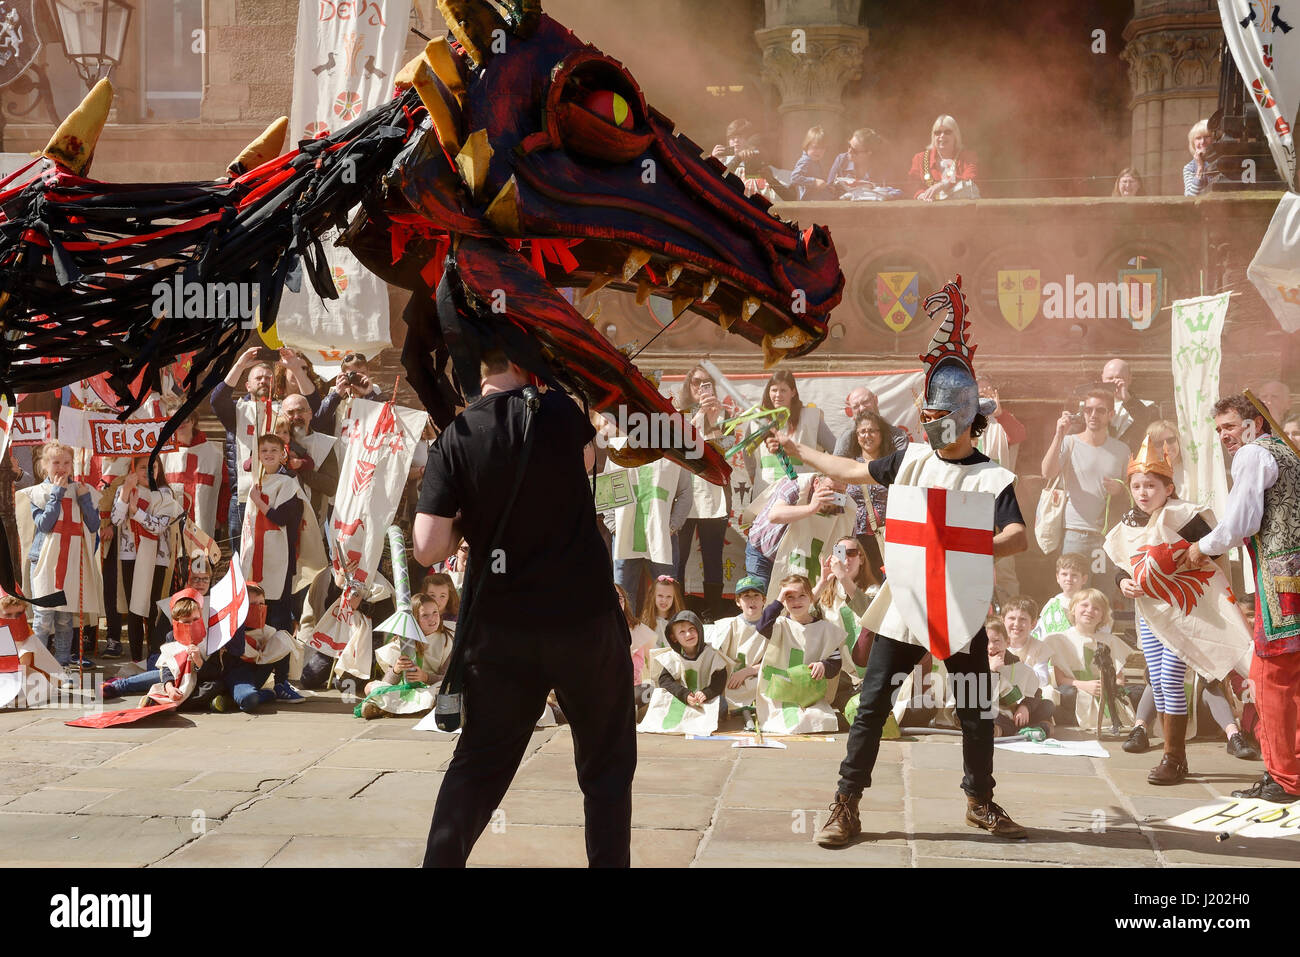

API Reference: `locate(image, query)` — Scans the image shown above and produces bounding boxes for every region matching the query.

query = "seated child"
[1,589,64,706]
[422,572,460,624]
[640,575,685,649]
[986,617,1053,740]
[708,575,783,711]
[1002,596,1053,688]
[102,589,208,708]
[213,582,298,714]
[1031,552,1089,641]
[1041,588,1136,730]
[755,574,845,734]
[357,594,455,719]
[637,610,730,735]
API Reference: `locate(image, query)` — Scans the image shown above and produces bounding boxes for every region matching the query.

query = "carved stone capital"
[1121,13,1220,98]
[754,24,868,111]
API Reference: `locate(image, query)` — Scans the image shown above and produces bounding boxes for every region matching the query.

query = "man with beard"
[211,347,320,540]
[1187,395,1300,804]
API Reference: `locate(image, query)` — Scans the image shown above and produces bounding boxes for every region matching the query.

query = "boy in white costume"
[755,575,845,734]
[782,276,1030,846]
[639,610,730,735]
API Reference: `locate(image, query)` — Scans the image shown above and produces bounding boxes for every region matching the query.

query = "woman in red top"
[908,114,977,201]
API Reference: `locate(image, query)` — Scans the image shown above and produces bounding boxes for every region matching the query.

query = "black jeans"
[675,517,727,585]
[837,628,996,800]
[424,606,636,868]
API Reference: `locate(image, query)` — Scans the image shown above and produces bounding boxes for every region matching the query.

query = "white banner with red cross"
[882,486,995,659]
[329,398,429,598]
[275,0,410,361]
[206,555,250,655]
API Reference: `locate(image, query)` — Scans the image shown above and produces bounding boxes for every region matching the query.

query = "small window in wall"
[140,0,202,120]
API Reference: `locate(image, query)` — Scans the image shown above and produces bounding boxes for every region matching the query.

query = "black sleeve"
[993,483,1025,532]
[211,382,236,432]
[416,432,460,518]
[867,448,907,488]
[702,667,727,703]
[658,667,689,703]
[546,390,596,450]
[265,494,303,529]
[1177,513,1213,542]
[821,648,842,679]
[756,599,785,639]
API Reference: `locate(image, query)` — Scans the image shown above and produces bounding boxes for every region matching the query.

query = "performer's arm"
[992,523,1027,560]
[991,484,1028,559]
[779,436,876,485]
[413,513,460,568]
[1194,445,1277,558]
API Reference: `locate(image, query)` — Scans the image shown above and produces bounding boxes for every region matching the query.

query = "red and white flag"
[882,486,995,659]
[206,555,250,655]
[0,624,22,710]
[330,398,428,594]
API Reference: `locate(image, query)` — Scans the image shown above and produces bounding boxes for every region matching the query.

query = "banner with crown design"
[1171,293,1231,521]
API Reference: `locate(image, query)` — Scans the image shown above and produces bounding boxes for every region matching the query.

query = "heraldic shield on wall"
[0,0,39,90]
[883,486,995,659]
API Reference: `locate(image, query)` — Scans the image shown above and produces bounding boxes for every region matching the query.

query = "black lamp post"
[48,0,131,88]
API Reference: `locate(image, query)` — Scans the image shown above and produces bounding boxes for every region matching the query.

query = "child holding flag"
[240,434,311,641]
[26,441,101,667]
[213,583,298,713]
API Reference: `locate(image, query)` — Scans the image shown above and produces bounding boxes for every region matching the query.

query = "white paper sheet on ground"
[731,739,787,749]
[411,706,554,733]
[994,737,1109,758]
[1165,798,1300,840]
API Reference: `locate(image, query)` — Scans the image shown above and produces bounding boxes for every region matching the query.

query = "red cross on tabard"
[209,577,247,638]
[886,487,993,659]
[248,491,277,584]
[165,453,216,520]
[331,517,367,582]
[48,497,82,590]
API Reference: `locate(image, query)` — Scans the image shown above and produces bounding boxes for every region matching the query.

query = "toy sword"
[375,524,423,661]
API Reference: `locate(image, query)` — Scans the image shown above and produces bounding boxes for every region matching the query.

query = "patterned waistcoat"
[1249,435,1300,655]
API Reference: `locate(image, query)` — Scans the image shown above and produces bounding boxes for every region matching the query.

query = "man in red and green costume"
[1189,394,1300,803]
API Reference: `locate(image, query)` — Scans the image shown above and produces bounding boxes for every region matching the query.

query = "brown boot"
[814,792,861,847]
[966,794,1028,838]
[1148,713,1189,785]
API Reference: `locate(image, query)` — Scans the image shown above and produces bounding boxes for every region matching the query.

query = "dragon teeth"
[701,276,719,302]
[636,278,653,305]
[671,294,694,318]
[622,249,651,282]
[718,308,737,330]
[581,272,615,298]
[742,296,760,320]
[666,263,684,286]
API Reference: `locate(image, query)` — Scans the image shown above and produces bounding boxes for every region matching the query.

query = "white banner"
[1167,797,1300,840]
[330,398,429,593]
[87,418,177,456]
[1248,190,1300,333]
[1171,293,1231,520]
[277,0,410,361]
[1218,0,1300,189]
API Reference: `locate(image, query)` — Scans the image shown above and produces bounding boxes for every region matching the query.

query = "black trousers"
[423,606,636,868]
[837,627,996,799]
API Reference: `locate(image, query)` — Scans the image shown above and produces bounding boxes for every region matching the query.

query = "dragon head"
[348,0,844,482]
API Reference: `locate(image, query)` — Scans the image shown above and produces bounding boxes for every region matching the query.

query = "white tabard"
[637,644,730,735]
[707,613,772,707]
[161,438,223,536]
[240,474,314,601]
[858,443,1014,656]
[611,459,684,565]
[21,482,104,615]
[111,486,183,617]
[1103,500,1253,681]
[756,615,845,734]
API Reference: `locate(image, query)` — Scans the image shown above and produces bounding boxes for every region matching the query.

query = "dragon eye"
[545,54,653,162]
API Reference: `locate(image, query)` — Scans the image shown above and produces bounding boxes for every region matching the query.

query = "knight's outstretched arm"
[992,523,1027,560]
[780,437,877,486]
[413,512,460,568]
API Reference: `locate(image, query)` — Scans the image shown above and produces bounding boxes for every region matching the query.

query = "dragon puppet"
[0,0,842,598]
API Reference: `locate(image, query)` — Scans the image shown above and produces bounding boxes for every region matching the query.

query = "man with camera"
[413,350,635,868]
[1041,387,1129,601]
[312,351,385,437]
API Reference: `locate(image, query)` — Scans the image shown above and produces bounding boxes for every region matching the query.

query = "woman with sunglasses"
[675,365,733,620]
[908,114,978,202]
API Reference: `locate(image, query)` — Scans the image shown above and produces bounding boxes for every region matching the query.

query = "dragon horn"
[437,0,542,68]
[43,78,113,176]
[395,37,467,97]
[227,117,288,176]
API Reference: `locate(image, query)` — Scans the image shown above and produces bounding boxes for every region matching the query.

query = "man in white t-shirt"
[1041,387,1129,601]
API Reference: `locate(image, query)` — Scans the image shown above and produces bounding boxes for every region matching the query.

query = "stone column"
[755,0,868,167]
[1121,0,1221,195]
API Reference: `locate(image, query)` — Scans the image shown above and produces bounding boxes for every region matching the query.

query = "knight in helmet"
[780,276,1030,846]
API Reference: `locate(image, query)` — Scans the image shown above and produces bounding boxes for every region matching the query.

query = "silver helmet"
[919,276,995,449]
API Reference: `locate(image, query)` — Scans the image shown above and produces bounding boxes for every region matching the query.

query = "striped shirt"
[1183,160,1207,196]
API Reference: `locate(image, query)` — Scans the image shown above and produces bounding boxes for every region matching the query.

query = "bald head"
[844,386,879,419]
[1102,358,1130,386]
[281,393,312,433]
[1256,380,1291,422]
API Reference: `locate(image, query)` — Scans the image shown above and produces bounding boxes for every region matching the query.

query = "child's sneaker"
[100,641,123,659]
[360,699,384,720]
[211,694,233,713]
[101,679,124,700]
[273,681,306,704]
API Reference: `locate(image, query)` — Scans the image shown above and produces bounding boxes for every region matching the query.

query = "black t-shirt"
[416,388,617,626]
[867,448,1025,531]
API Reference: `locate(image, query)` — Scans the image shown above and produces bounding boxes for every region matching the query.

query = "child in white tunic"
[709,575,783,712]
[639,576,685,649]
[756,575,846,734]
[638,610,730,735]
[359,595,455,719]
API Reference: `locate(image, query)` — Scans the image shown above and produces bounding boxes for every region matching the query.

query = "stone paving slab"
[4,699,1298,867]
